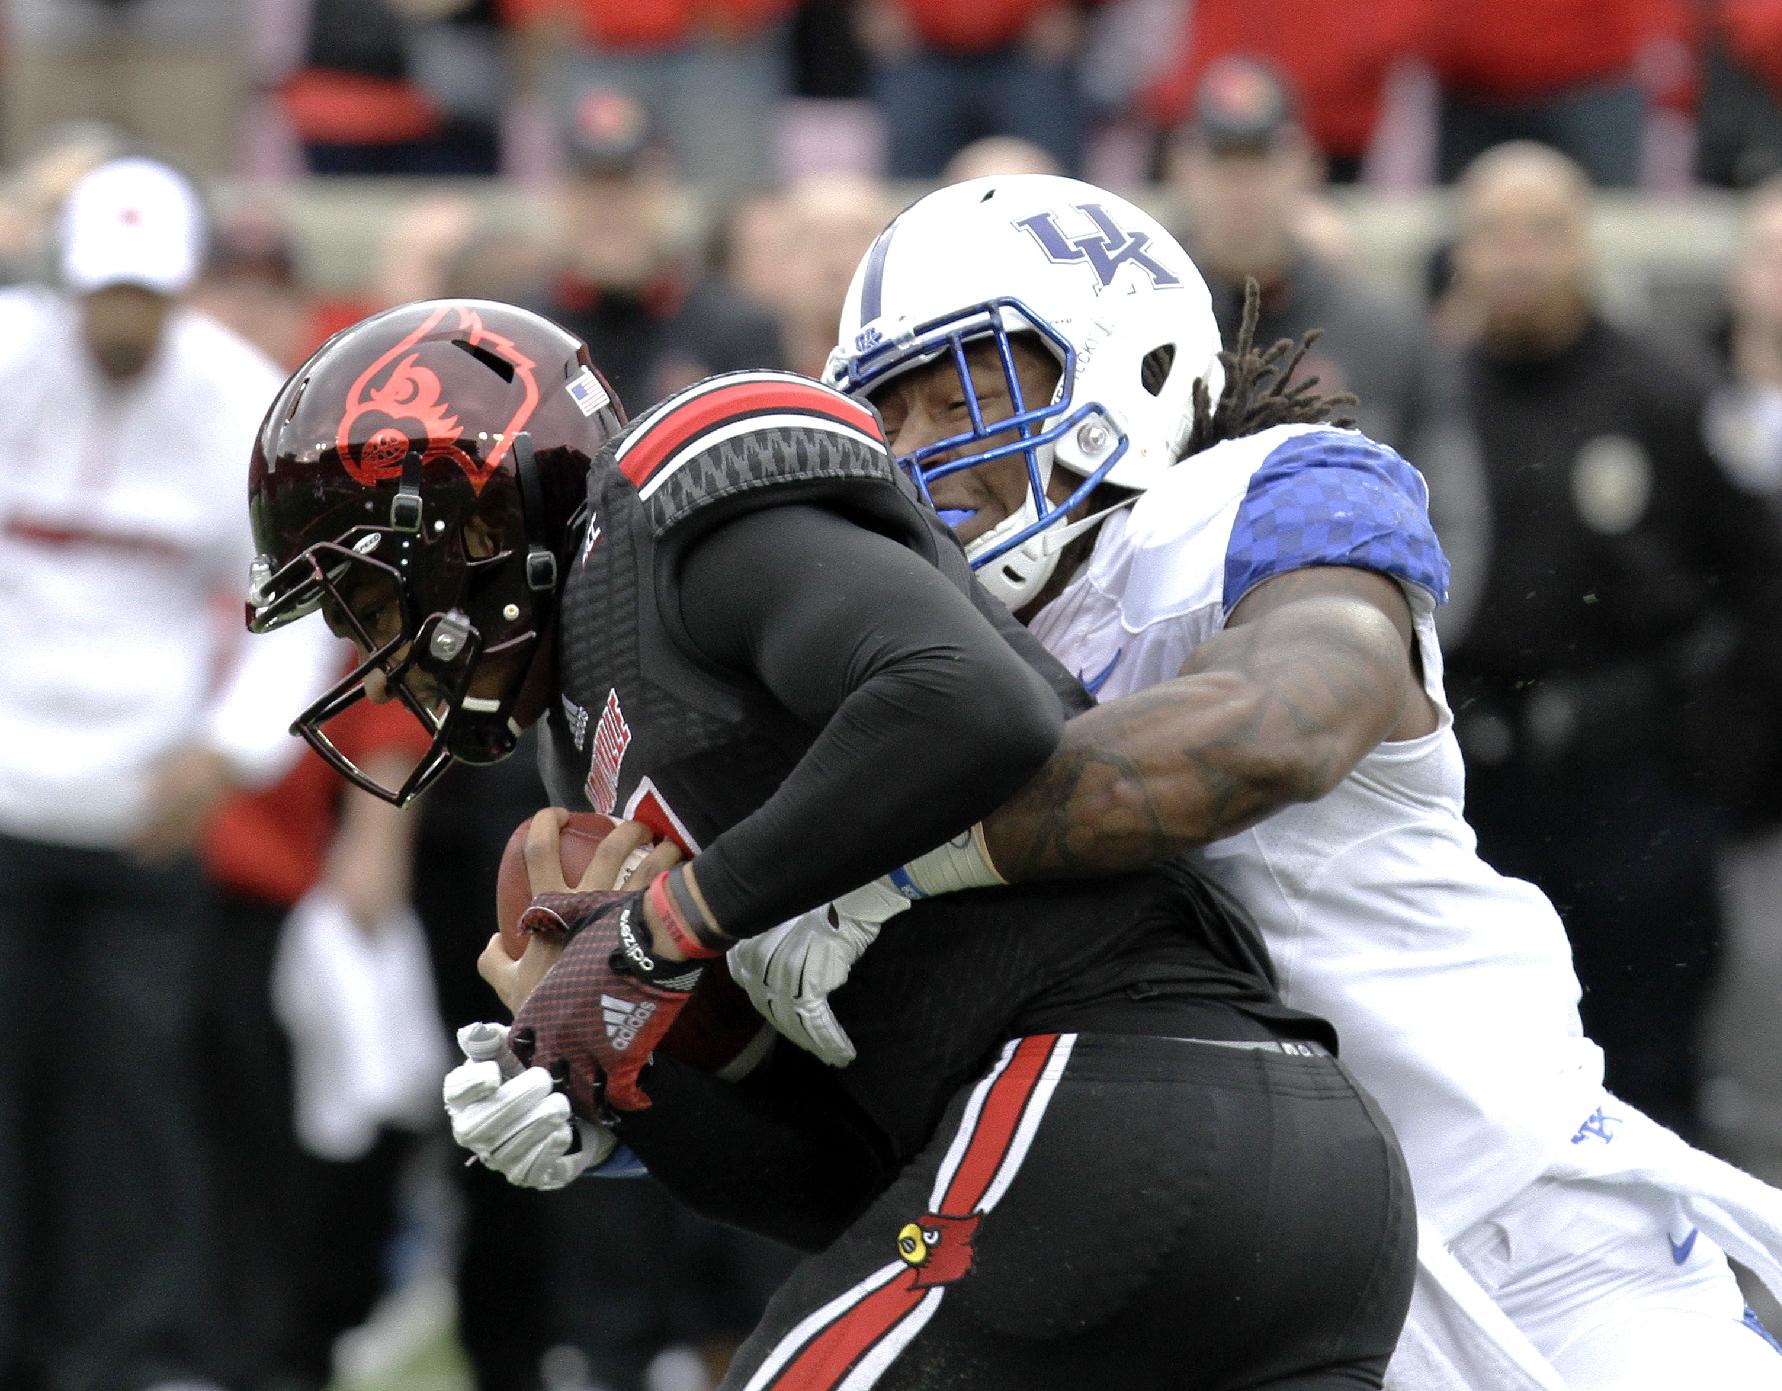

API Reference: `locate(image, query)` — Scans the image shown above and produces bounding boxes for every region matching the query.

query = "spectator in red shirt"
[1428,0,1686,186]
[198,696,433,1391]
[1144,0,1429,183]
[192,229,446,1389]
[503,0,795,192]
[861,0,1090,178]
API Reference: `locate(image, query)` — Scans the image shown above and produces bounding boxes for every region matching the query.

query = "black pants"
[200,891,420,1391]
[724,1034,1415,1391]
[0,832,220,1391]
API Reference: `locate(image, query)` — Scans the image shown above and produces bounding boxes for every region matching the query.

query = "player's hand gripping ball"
[495,811,656,961]
[481,809,775,1113]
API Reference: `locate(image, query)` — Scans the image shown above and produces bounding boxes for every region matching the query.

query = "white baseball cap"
[57,157,205,296]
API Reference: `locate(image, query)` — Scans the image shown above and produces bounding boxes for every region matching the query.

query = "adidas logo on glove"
[602,993,655,1051]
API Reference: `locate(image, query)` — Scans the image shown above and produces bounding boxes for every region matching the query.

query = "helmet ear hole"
[462,515,502,560]
[454,337,517,383]
[1140,344,1176,397]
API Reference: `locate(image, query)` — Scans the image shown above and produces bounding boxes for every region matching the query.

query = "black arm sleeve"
[675,504,1064,936]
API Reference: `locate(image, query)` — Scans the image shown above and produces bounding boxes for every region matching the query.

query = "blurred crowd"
[4,3,1782,1391]
[24,0,1782,189]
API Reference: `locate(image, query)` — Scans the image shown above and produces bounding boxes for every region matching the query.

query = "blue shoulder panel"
[1222,430,1450,612]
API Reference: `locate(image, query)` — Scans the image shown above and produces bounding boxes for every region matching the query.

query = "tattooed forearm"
[983,569,1421,882]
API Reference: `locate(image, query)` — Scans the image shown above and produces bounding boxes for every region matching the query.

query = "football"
[495,811,650,960]
[494,809,772,1075]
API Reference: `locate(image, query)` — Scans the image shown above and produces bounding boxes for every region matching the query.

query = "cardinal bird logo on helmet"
[337,303,541,493]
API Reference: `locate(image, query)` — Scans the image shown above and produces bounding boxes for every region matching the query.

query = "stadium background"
[3,1,1782,1389]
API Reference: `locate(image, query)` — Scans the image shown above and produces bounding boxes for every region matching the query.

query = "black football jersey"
[538,370,1081,848]
[540,371,1331,1158]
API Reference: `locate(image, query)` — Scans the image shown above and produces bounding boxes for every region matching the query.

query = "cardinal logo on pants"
[742,1034,1074,1390]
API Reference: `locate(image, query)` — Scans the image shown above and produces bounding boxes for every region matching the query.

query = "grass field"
[331,1330,469,1391]
[326,1277,471,1391]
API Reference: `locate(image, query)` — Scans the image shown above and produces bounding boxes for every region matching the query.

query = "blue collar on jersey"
[834,294,1129,568]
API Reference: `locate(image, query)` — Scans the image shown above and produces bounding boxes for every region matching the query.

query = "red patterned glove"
[511,887,703,1114]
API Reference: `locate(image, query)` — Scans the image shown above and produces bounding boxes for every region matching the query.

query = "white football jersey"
[1029,422,1606,1236]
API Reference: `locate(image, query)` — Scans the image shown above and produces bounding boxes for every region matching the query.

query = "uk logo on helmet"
[337,303,541,493]
[1014,204,1181,292]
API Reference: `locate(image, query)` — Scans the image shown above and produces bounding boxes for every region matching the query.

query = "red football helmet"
[247,299,624,805]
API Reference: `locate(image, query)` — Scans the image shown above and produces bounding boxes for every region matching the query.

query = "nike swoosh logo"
[1671,1228,1699,1265]
[1079,648,1122,696]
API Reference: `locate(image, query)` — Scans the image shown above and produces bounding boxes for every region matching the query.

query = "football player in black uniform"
[246,300,1414,1390]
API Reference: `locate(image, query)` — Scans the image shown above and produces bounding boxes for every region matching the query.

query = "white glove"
[831,877,916,923]
[443,1023,615,1189]
[728,906,885,1066]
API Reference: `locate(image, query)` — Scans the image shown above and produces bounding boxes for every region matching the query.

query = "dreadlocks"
[1182,278,1357,459]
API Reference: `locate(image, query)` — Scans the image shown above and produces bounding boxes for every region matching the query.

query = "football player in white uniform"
[732,174,1782,1389]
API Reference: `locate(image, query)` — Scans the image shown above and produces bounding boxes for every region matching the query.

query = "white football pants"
[1445,1174,1782,1389]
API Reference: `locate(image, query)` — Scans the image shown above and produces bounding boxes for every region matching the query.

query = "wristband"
[668,866,731,953]
[647,871,726,960]
[893,823,1005,899]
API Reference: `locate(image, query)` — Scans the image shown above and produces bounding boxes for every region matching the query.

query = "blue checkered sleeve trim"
[1222,431,1451,613]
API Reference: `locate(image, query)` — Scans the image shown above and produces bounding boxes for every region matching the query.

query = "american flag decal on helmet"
[566,365,610,417]
[740,1033,1074,1390]
[612,371,886,502]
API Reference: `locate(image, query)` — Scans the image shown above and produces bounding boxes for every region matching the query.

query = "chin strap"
[968,502,1056,610]
[512,432,560,604]
[1037,494,1138,556]
[968,489,1136,611]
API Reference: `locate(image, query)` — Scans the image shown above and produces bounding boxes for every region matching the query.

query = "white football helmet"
[825,174,1224,609]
